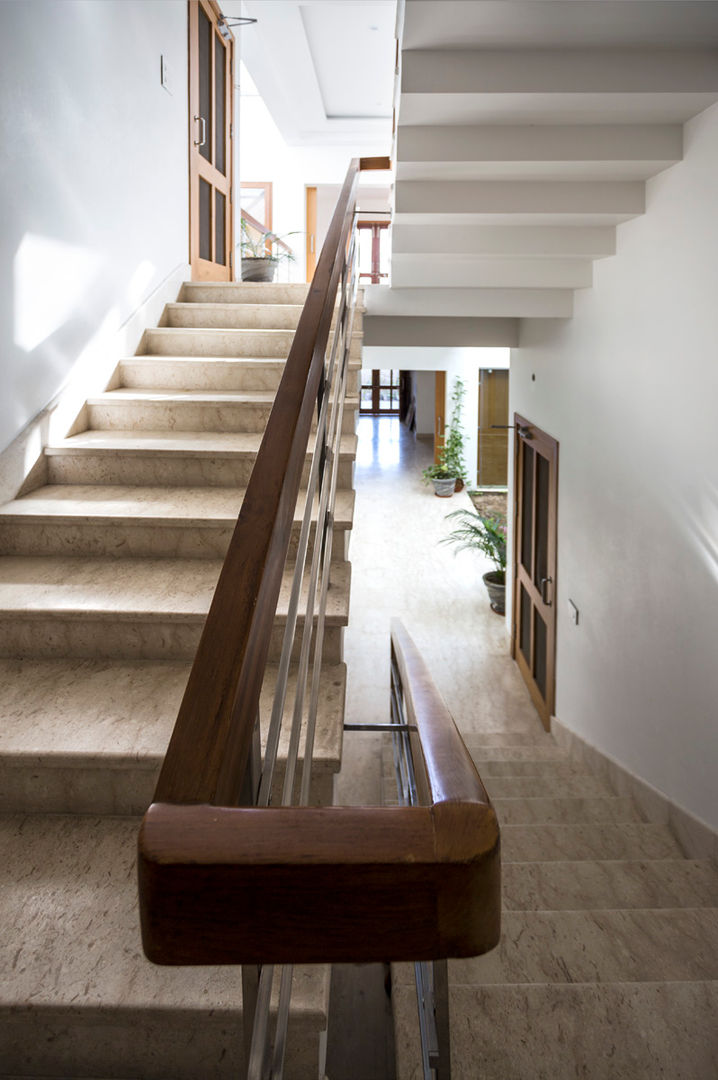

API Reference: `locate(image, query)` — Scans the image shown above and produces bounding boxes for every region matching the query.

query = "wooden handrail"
[139,619,500,965]
[240,208,293,254]
[152,158,365,808]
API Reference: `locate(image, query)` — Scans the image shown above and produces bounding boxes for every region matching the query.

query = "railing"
[138,156,500,1078]
[240,207,293,253]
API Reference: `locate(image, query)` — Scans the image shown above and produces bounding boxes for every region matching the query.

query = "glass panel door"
[513,416,558,729]
[189,0,234,281]
[360,369,400,415]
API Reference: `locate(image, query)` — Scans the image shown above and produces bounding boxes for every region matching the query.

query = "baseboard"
[0,262,190,504]
[551,716,718,861]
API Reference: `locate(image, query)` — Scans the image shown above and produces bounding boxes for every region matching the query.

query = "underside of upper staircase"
[379,0,718,327]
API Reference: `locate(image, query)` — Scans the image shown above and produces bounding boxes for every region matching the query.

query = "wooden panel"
[306,185,317,282]
[477,369,509,486]
[434,370,446,464]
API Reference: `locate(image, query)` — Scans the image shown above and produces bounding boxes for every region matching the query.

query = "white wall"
[511,101,718,831]
[0,0,189,458]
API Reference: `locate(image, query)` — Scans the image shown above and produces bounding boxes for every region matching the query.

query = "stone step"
[179,281,312,305]
[493,795,643,825]
[119,354,361,393]
[0,484,354,561]
[466,744,570,762]
[45,430,357,489]
[501,822,684,862]
[458,730,558,748]
[163,301,363,333]
[0,658,346,814]
[503,859,718,911]
[483,773,616,799]
[138,327,362,361]
[0,556,350,662]
[86,388,359,435]
[0,813,329,1080]
[446,908,718,986]
[470,757,590,777]
[392,981,718,1080]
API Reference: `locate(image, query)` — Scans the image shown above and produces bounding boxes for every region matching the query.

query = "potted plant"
[442,508,507,614]
[422,461,457,498]
[239,219,296,282]
[442,377,469,491]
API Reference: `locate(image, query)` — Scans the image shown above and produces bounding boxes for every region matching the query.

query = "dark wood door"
[512,415,558,730]
[189,0,234,281]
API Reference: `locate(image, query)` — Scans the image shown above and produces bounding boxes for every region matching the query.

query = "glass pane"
[361,388,373,410]
[198,6,212,163]
[199,178,211,261]
[379,388,391,408]
[521,444,534,574]
[380,369,391,386]
[214,33,225,174]
[534,609,547,698]
[391,389,399,410]
[360,368,373,387]
[535,452,549,588]
[520,585,531,664]
[215,190,226,265]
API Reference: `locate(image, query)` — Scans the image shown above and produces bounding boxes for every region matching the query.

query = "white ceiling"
[224,0,396,147]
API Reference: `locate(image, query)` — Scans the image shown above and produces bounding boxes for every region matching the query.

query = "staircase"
[0,281,360,1078]
[390,728,718,1078]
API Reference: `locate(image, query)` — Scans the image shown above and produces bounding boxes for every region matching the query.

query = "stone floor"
[336,415,538,810]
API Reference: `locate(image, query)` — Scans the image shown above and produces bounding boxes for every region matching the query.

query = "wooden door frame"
[305,186,317,282]
[434,371,446,464]
[511,413,559,729]
[188,0,234,281]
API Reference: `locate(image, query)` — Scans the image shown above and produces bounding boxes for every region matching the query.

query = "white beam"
[394,180,645,216]
[391,224,616,258]
[391,254,593,290]
[364,285,573,319]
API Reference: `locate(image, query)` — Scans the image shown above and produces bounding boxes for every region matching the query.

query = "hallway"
[336,415,540,807]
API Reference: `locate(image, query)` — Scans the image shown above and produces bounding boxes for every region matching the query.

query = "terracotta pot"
[241,257,276,282]
[454,479,465,492]
[432,476,457,497]
[483,570,506,615]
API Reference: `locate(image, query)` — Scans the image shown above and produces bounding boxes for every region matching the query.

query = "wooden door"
[512,415,558,730]
[434,371,446,464]
[477,369,509,485]
[306,186,317,281]
[189,0,234,281]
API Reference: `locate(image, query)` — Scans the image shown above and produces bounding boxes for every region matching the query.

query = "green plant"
[422,462,456,484]
[239,218,297,263]
[442,377,468,483]
[442,508,507,580]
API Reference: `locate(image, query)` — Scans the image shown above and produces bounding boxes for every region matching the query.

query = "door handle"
[437,415,443,435]
[193,114,206,147]
[540,577,553,605]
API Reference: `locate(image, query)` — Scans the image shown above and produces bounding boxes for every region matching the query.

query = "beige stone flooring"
[335,416,538,808]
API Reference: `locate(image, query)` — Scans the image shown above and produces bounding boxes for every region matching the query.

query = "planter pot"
[241,257,276,283]
[432,476,457,498]
[483,570,506,615]
[454,478,465,492]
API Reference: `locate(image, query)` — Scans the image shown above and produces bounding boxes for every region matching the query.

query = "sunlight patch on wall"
[14,233,103,353]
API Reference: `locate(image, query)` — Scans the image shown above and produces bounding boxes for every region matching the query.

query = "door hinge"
[230,122,233,139]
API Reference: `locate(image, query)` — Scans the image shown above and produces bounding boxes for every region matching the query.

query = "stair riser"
[46,452,355,490]
[0,521,350,561]
[164,303,363,334]
[88,400,358,435]
[178,282,311,304]
[120,359,361,395]
[0,759,335,816]
[139,327,363,361]
[0,618,344,663]
[0,1010,325,1080]
[492,796,643,825]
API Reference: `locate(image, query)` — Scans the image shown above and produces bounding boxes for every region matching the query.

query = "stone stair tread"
[391,981,718,1080]
[0,484,355,529]
[88,387,361,407]
[0,657,346,765]
[46,428,358,459]
[178,282,312,304]
[466,744,570,761]
[391,909,718,988]
[501,822,684,862]
[0,555,350,623]
[503,858,718,911]
[0,813,328,1076]
[493,795,644,825]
